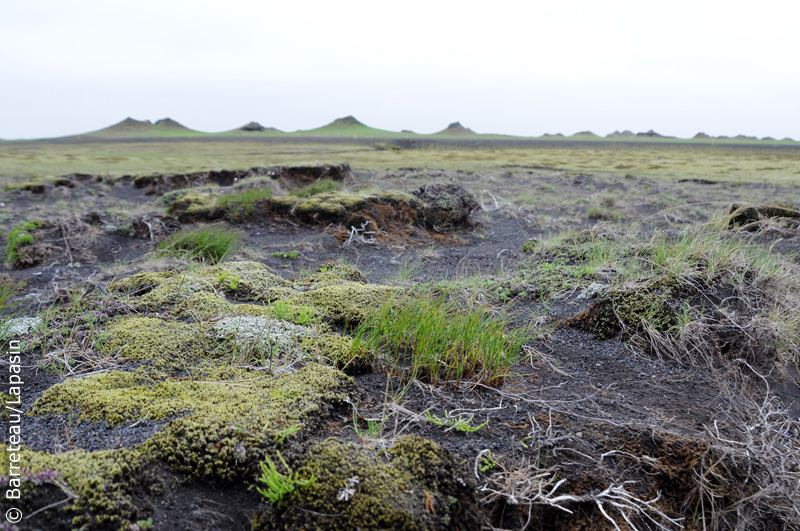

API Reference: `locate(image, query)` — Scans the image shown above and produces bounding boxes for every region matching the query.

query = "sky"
[1,0,799,140]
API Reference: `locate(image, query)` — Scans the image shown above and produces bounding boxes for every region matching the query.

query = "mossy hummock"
[28,364,355,482]
[566,275,690,340]
[255,436,479,531]
[5,219,45,265]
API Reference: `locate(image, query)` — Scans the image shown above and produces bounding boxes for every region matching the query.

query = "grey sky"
[1,0,798,140]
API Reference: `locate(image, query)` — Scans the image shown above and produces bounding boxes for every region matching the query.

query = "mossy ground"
[256,437,478,531]
[3,260,442,529]
[5,158,800,531]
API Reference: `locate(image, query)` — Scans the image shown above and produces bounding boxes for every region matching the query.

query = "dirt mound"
[728,202,800,230]
[128,164,351,196]
[165,183,473,244]
[410,183,478,230]
[435,122,476,135]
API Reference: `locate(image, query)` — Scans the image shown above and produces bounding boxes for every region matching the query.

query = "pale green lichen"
[254,436,478,531]
[3,316,42,335]
[212,316,313,356]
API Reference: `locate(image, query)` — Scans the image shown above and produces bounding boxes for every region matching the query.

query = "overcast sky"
[1,0,799,140]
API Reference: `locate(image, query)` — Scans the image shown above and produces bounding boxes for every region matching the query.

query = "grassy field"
[2,137,800,185]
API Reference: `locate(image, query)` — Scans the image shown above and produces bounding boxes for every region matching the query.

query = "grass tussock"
[289,178,339,198]
[0,275,27,342]
[157,225,241,264]
[0,274,25,314]
[352,294,528,386]
[216,187,273,219]
[531,221,800,375]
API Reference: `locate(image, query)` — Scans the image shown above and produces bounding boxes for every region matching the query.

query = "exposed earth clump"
[410,183,478,230]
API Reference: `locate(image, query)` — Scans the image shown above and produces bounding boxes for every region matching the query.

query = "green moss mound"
[29,364,355,481]
[4,219,44,265]
[255,436,478,531]
[276,283,400,325]
[302,333,372,374]
[110,261,291,312]
[165,190,224,222]
[102,316,216,369]
[108,271,174,296]
[166,186,427,230]
[566,276,690,340]
[0,447,143,530]
[257,263,400,325]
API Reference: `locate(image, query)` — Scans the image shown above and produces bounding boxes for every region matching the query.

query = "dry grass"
[3,140,800,184]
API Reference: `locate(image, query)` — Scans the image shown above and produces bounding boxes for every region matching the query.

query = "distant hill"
[636,130,674,138]
[570,131,599,138]
[83,117,202,138]
[154,118,191,131]
[299,116,407,137]
[235,121,282,134]
[319,116,365,130]
[18,115,796,142]
[240,121,265,132]
[435,122,477,136]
